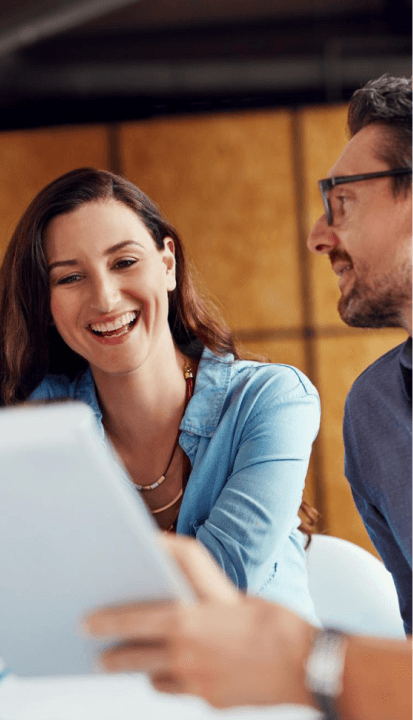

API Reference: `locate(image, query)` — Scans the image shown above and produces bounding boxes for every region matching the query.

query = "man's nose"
[307,214,339,255]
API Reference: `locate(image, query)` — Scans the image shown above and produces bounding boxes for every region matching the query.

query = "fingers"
[84,536,239,642]
[159,535,239,604]
[151,668,207,701]
[101,641,170,673]
[151,671,186,695]
[99,640,206,701]
[84,601,176,640]
[151,670,226,708]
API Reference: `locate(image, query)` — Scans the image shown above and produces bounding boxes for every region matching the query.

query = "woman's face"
[45,198,176,377]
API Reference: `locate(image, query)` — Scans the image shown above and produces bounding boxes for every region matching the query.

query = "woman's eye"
[55,274,83,285]
[113,258,137,269]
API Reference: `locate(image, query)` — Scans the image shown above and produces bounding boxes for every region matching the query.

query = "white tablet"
[0,401,193,677]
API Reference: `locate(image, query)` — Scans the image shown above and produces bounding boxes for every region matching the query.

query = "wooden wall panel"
[0,126,109,259]
[121,111,303,332]
[300,105,348,328]
[240,337,307,372]
[316,328,407,554]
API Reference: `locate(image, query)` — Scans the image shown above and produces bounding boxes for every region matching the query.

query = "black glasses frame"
[318,168,412,225]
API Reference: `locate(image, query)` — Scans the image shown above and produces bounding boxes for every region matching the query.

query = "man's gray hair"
[348,75,412,195]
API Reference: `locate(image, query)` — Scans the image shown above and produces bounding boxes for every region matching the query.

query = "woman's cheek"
[49,298,66,329]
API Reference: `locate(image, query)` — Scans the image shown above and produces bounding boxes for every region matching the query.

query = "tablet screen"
[0,402,193,676]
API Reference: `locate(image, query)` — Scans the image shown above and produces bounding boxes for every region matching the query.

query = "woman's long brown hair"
[0,168,238,405]
[0,167,318,537]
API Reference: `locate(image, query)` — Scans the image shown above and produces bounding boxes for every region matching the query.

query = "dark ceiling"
[0,0,410,130]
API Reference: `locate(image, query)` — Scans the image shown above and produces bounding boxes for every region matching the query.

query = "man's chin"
[338,293,403,329]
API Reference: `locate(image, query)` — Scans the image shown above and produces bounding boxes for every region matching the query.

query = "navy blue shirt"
[343,338,412,634]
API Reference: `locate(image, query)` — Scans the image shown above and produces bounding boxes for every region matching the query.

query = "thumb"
[159,535,239,605]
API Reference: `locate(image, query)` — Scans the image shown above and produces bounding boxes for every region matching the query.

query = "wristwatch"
[304,628,348,720]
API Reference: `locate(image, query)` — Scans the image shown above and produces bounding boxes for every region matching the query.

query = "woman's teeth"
[89,311,139,336]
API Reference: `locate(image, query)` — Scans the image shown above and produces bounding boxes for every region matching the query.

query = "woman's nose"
[307,214,338,255]
[89,275,121,314]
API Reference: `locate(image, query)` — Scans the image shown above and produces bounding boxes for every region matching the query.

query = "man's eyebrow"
[48,241,144,273]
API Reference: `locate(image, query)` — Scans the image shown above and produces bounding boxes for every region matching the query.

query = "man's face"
[307,124,412,332]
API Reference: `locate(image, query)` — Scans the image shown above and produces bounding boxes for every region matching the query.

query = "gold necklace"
[136,360,194,519]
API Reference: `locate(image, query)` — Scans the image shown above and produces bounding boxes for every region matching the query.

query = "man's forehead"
[327,124,388,179]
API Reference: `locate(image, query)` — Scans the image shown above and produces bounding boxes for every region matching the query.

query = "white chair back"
[306,534,405,638]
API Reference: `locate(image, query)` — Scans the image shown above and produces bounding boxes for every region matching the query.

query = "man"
[306,74,412,634]
[86,76,412,718]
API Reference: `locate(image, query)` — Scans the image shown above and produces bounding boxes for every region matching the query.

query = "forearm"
[337,635,412,720]
[86,536,412,719]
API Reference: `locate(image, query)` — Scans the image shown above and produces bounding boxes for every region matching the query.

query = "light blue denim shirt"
[30,347,321,623]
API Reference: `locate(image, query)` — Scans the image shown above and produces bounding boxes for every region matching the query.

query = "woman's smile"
[87,309,141,344]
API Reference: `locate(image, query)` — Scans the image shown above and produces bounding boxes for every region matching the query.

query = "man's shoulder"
[346,341,406,405]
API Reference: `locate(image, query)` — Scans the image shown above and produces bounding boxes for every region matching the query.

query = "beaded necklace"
[136,360,194,525]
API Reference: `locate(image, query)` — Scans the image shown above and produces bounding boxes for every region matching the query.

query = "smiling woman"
[0,168,320,621]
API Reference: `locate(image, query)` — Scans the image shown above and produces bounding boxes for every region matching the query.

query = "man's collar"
[400,337,412,368]
[400,337,412,402]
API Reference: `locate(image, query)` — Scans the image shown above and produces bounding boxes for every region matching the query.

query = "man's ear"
[162,237,176,291]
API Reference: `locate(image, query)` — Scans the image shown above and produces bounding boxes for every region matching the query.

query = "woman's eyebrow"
[48,241,144,273]
[104,240,144,256]
[48,258,78,273]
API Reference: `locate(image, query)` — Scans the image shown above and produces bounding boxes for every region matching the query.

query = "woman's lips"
[88,311,140,343]
[89,310,139,334]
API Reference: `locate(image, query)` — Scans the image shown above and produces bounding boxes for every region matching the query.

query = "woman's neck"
[91,339,189,451]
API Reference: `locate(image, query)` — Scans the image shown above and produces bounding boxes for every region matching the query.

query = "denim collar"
[74,367,105,439]
[179,347,233,438]
[73,346,234,440]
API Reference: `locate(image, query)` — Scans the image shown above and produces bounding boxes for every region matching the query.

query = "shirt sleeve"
[343,399,412,635]
[349,485,412,635]
[195,368,320,593]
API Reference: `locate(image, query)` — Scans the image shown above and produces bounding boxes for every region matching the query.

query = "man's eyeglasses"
[318,168,412,226]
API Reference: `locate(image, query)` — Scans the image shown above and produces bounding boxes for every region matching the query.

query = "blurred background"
[0,0,410,554]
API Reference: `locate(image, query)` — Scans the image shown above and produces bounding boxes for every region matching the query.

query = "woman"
[0,168,320,621]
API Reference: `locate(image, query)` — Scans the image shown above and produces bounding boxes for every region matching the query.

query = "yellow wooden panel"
[239,336,307,372]
[316,328,407,554]
[300,105,349,328]
[121,111,303,331]
[0,126,109,258]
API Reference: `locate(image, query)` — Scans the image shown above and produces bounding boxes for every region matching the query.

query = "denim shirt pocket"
[257,562,278,593]
[191,519,205,535]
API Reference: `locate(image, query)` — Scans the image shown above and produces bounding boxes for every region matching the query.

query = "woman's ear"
[162,237,176,291]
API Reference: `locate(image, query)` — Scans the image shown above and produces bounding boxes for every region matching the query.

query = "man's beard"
[330,250,412,329]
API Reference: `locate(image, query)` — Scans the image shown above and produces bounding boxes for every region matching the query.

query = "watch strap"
[312,689,342,720]
[305,628,348,720]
